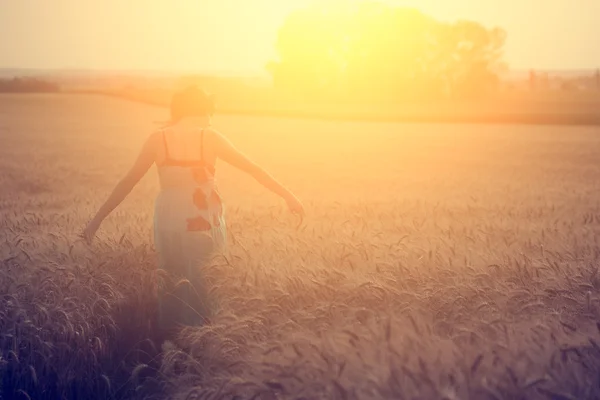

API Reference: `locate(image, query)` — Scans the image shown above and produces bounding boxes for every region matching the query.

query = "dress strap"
[162,129,170,160]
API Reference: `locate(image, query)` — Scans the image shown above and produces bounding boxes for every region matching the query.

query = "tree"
[268,1,507,101]
[431,21,507,98]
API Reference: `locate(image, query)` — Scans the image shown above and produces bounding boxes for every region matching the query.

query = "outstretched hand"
[81,219,100,244]
[285,194,305,230]
[286,194,305,216]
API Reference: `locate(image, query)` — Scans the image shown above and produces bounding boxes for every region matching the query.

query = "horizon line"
[1,66,598,79]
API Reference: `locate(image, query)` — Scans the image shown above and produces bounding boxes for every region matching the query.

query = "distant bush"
[0,77,60,93]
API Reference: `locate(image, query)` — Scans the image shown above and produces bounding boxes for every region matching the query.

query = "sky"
[0,0,598,73]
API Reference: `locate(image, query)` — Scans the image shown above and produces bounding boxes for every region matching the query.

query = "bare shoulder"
[146,129,163,146]
[143,129,166,154]
[204,126,229,148]
[151,124,171,137]
[205,126,224,140]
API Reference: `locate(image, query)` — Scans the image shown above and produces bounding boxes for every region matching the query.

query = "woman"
[82,86,304,335]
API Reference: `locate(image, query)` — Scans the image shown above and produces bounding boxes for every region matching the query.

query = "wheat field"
[1,93,600,399]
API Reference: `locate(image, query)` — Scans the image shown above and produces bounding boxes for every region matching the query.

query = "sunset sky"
[1,0,597,73]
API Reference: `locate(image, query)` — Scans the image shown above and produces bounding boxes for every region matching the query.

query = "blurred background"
[1,0,599,124]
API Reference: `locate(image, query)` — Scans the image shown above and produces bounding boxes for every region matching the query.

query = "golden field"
[1,93,600,399]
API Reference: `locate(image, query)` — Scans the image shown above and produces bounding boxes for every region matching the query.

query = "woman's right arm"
[213,130,304,215]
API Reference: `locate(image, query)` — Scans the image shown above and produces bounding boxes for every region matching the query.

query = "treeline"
[267,1,507,102]
[0,77,60,93]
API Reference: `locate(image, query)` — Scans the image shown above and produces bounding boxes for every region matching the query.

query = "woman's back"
[155,121,215,190]
[153,120,225,243]
[155,119,215,165]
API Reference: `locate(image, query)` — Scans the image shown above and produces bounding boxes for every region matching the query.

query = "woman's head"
[170,86,215,122]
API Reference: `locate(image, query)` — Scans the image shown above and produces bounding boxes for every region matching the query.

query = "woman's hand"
[285,194,305,217]
[81,218,101,244]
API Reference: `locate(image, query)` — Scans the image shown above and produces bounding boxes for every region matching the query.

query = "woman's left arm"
[82,134,157,243]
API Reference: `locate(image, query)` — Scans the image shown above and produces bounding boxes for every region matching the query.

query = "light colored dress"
[153,126,226,332]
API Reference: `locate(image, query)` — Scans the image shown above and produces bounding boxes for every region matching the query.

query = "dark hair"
[170,86,215,121]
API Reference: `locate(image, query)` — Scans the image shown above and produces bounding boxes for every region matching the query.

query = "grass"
[1,93,600,399]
